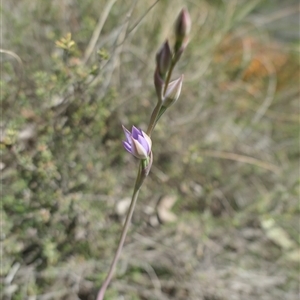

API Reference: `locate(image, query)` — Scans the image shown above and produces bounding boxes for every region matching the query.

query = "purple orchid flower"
[122,125,152,160]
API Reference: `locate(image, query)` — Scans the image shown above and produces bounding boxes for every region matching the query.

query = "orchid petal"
[122,125,132,143]
[131,126,142,140]
[137,135,150,154]
[132,138,148,159]
[122,141,132,153]
[142,132,152,149]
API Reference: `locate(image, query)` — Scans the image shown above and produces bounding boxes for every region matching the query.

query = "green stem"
[163,60,175,95]
[146,102,163,136]
[97,162,144,300]
[147,60,176,136]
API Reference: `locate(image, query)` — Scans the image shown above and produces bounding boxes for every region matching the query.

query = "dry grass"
[1,0,299,299]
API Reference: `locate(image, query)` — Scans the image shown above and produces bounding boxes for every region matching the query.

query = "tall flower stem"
[97,163,144,300]
[97,8,190,299]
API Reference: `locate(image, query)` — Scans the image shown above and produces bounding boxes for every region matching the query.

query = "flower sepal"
[162,75,183,108]
[142,151,153,177]
[134,151,153,190]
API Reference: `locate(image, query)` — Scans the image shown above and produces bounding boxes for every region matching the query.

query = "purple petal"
[142,132,152,149]
[137,135,150,154]
[122,141,132,153]
[131,126,143,140]
[122,125,132,143]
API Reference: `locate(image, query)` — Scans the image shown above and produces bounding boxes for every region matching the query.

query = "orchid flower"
[122,125,152,160]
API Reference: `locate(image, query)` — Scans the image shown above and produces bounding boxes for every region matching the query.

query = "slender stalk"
[147,60,176,136]
[97,164,143,300]
[146,102,163,136]
[163,61,176,95]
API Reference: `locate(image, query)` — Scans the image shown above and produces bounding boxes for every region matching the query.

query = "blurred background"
[1,0,299,299]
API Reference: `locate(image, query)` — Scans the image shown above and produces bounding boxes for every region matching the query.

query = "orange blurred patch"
[242,58,268,80]
[215,34,295,91]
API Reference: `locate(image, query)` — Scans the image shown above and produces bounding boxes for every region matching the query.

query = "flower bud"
[156,40,172,79]
[174,8,191,54]
[122,125,152,160]
[162,75,183,108]
[154,67,164,102]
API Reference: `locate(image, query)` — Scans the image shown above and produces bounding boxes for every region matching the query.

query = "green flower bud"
[162,75,184,108]
[174,8,191,54]
[156,40,172,79]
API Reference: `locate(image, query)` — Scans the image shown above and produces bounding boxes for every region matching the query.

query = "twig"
[4,262,20,285]
[251,57,277,124]
[251,4,300,26]
[0,49,24,126]
[126,0,160,35]
[82,0,117,65]
[200,150,280,174]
